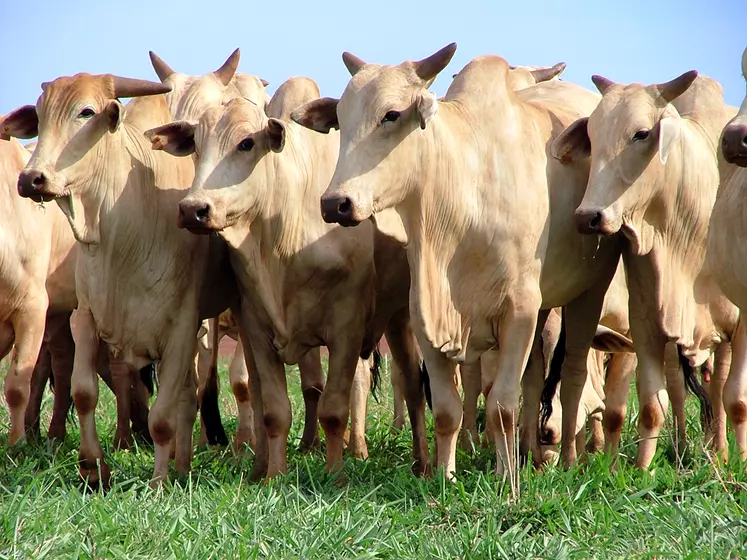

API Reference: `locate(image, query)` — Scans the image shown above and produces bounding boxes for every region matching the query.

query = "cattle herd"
[1,43,747,490]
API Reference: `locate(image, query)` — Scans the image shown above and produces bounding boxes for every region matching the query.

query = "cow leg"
[347,358,370,459]
[6,298,47,445]
[148,318,200,486]
[25,345,52,444]
[46,315,75,442]
[194,321,212,447]
[520,309,551,466]
[460,362,481,452]
[390,356,406,432]
[560,283,609,468]
[587,417,604,453]
[298,347,324,452]
[386,308,429,476]
[72,308,109,487]
[230,337,255,451]
[708,344,730,460]
[319,336,363,474]
[602,351,636,458]
[481,357,496,450]
[130,368,152,443]
[724,317,747,462]
[109,353,134,451]
[174,362,198,476]
[664,342,687,463]
[632,334,668,470]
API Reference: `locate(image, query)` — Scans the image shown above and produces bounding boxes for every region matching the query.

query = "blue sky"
[1,0,745,114]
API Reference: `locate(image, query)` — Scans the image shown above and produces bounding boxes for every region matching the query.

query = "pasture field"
[1,358,747,559]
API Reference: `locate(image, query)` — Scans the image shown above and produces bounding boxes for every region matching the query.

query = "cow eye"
[78,107,96,119]
[632,129,650,142]
[237,137,254,152]
[380,110,401,125]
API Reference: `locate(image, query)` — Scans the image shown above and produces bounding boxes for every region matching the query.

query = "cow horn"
[149,51,176,82]
[110,76,172,99]
[342,52,367,77]
[413,43,457,83]
[530,62,566,83]
[213,48,240,86]
[653,70,698,104]
[591,74,616,95]
[260,78,269,87]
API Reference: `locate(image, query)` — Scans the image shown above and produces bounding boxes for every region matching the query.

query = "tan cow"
[292,45,623,478]
[2,73,239,486]
[706,47,747,460]
[147,76,427,480]
[551,69,736,468]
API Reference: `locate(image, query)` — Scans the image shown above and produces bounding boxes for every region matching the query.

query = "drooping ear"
[144,121,196,156]
[0,105,39,139]
[290,97,339,134]
[104,100,126,132]
[591,325,634,353]
[412,43,457,84]
[266,118,286,152]
[591,74,616,95]
[653,70,698,105]
[550,117,590,163]
[530,62,566,83]
[416,91,438,130]
[370,208,408,245]
[342,52,367,76]
[658,114,682,165]
[149,51,176,82]
[214,48,241,86]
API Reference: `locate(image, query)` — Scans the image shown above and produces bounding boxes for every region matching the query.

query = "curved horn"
[110,76,172,99]
[653,70,698,104]
[591,74,616,95]
[413,43,457,83]
[342,51,367,76]
[260,78,269,87]
[149,51,176,82]
[530,62,567,83]
[213,48,240,86]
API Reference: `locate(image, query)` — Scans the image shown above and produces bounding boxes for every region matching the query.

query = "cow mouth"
[725,154,747,168]
[185,225,217,235]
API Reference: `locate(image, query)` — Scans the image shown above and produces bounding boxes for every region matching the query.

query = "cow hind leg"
[724,318,747,462]
[298,347,324,452]
[109,354,134,451]
[347,358,370,460]
[230,337,256,451]
[602,351,636,458]
[25,345,52,444]
[174,363,198,476]
[47,320,75,443]
[460,361,481,452]
[520,309,551,466]
[390,356,406,432]
[664,342,688,464]
[707,344,730,460]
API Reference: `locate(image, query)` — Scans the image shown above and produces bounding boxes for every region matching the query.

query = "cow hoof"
[79,458,111,491]
[113,432,134,451]
[249,461,268,483]
[298,436,322,454]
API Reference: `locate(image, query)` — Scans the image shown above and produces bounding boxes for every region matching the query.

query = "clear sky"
[1,0,745,114]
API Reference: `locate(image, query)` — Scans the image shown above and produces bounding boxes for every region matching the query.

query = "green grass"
[2,358,747,559]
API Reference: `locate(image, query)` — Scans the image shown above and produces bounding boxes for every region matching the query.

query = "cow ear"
[551,117,590,163]
[144,121,196,156]
[0,105,39,139]
[266,118,286,153]
[658,115,681,165]
[591,326,634,353]
[416,91,438,130]
[104,100,126,133]
[290,97,339,134]
[370,208,408,245]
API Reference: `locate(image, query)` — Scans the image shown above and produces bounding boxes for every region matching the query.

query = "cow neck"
[627,122,720,345]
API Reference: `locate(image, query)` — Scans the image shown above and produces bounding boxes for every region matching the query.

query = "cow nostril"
[337,197,352,216]
[589,212,602,229]
[195,205,210,222]
[742,135,747,147]
[32,172,46,187]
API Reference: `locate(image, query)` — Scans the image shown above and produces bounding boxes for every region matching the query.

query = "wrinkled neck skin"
[621,125,720,346]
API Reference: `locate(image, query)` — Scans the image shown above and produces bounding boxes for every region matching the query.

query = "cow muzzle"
[320,193,364,227]
[177,198,222,234]
[17,169,57,202]
[722,121,747,167]
[574,207,617,236]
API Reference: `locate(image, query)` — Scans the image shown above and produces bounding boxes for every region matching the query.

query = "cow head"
[720,47,747,167]
[146,97,285,233]
[2,74,169,209]
[149,48,269,121]
[292,43,456,226]
[550,69,698,254]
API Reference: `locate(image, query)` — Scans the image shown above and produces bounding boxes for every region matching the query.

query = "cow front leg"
[386,308,429,476]
[25,344,52,444]
[724,317,747,462]
[632,332,668,470]
[602,351,636,458]
[71,308,108,487]
[6,298,48,445]
[520,309,550,466]
[298,347,324,452]
[460,361,481,452]
[174,362,198,476]
[390,356,406,432]
[664,342,687,464]
[707,344,730,460]
[46,314,75,442]
[109,353,134,451]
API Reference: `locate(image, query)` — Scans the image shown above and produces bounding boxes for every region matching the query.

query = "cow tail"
[139,363,156,396]
[677,344,713,430]
[420,360,433,411]
[369,345,382,403]
[540,308,567,430]
[201,316,229,446]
